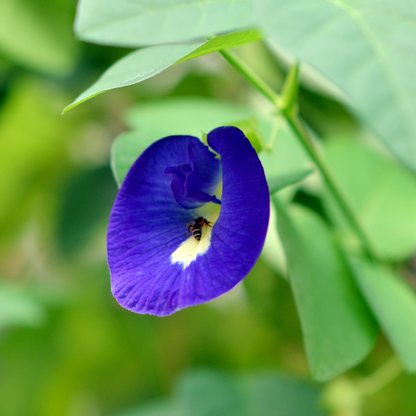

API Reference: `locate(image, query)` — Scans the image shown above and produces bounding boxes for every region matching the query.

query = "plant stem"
[286,115,377,259]
[356,355,403,397]
[220,49,377,259]
[219,49,281,106]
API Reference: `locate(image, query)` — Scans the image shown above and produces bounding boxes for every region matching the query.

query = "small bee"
[187,216,212,241]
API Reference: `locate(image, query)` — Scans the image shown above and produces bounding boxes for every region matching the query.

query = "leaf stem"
[220,49,378,259]
[219,49,281,106]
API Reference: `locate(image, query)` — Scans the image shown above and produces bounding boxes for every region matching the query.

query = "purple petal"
[186,142,222,203]
[164,141,221,209]
[107,127,269,316]
[182,126,270,304]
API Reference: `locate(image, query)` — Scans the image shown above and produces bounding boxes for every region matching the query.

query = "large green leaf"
[114,401,180,416]
[242,373,327,416]
[175,370,327,416]
[111,97,259,186]
[323,139,416,261]
[276,202,377,381]
[75,0,256,47]
[258,0,416,172]
[267,169,313,195]
[64,29,261,112]
[177,370,248,416]
[259,120,310,191]
[114,371,327,416]
[0,0,77,74]
[64,43,203,113]
[350,258,416,372]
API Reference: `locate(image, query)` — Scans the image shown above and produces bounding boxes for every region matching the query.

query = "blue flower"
[107,126,270,316]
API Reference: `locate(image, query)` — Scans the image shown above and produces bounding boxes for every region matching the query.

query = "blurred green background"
[1,1,416,415]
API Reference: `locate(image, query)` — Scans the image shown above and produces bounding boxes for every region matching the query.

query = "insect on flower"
[107,126,270,316]
[187,216,212,241]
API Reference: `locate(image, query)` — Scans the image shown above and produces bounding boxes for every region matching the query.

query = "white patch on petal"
[171,202,221,269]
[171,226,213,268]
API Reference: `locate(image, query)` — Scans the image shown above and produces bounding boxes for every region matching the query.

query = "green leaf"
[111,98,310,189]
[176,370,328,416]
[0,0,77,75]
[350,258,416,372]
[323,139,416,261]
[64,43,204,113]
[259,121,310,192]
[176,370,248,416]
[258,0,416,172]
[267,169,313,195]
[125,96,256,134]
[75,0,256,47]
[175,29,262,64]
[111,97,266,186]
[242,373,327,416]
[64,29,261,112]
[276,202,377,381]
[260,203,287,277]
[114,401,180,416]
[110,131,148,188]
[115,371,327,416]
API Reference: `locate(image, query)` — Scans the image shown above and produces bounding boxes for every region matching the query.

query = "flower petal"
[107,127,269,316]
[164,141,221,209]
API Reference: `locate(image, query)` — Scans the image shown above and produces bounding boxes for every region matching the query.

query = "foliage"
[1,0,416,415]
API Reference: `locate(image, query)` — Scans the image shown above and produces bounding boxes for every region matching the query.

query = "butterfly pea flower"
[107,126,269,316]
